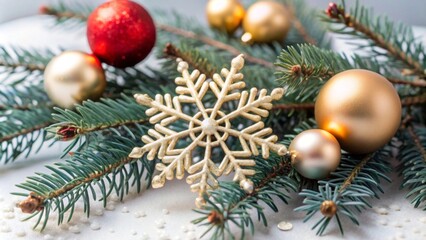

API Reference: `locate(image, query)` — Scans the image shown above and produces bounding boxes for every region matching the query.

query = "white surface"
[0,6,426,240]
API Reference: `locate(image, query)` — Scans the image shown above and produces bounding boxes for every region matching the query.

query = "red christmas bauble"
[87,0,156,68]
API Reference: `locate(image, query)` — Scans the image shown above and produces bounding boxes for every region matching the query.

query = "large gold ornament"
[315,69,401,154]
[206,0,245,34]
[289,129,341,180]
[241,0,291,43]
[129,54,287,207]
[44,51,106,109]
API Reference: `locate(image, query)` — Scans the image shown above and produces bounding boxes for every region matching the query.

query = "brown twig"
[158,24,275,68]
[401,94,426,106]
[0,61,45,71]
[0,121,54,142]
[0,103,54,111]
[339,154,372,193]
[407,125,426,164]
[18,155,137,213]
[387,77,426,88]
[326,3,425,78]
[40,5,87,21]
[163,43,216,79]
[272,102,315,111]
[55,119,149,141]
[289,6,317,46]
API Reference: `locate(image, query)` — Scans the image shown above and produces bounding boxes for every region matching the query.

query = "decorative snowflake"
[129,54,287,206]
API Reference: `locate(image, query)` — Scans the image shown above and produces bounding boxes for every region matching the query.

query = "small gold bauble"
[206,0,245,34]
[44,51,106,109]
[241,0,291,43]
[289,129,341,180]
[315,69,401,154]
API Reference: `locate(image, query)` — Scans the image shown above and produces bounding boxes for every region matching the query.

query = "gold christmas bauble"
[289,129,341,180]
[206,0,245,34]
[315,69,401,154]
[241,0,291,43]
[44,51,106,109]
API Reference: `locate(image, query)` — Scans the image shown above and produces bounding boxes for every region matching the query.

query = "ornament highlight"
[289,129,341,180]
[44,51,106,109]
[87,0,156,68]
[206,0,245,34]
[129,54,287,206]
[242,0,291,43]
[315,69,401,154]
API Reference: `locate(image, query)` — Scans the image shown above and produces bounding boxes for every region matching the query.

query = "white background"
[0,1,426,240]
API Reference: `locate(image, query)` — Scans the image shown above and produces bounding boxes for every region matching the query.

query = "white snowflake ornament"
[129,54,287,206]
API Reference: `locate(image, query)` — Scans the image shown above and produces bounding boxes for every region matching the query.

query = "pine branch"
[0,46,53,85]
[0,107,54,164]
[15,127,155,230]
[296,149,392,235]
[324,1,426,78]
[275,44,426,102]
[192,154,298,239]
[398,124,426,210]
[0,84,52,110]
[48,96,149,141]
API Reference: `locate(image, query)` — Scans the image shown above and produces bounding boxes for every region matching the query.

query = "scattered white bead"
[158,231,170,240]
[187,224,196,232]
[109,228,115,233]
[391,221,403,228]
[80,217,90,224]
[94,209,104,216]
[419,216,426,223]
[109,195,120,202]
[43,234,54,240]
[141,232,149,240]
[413,228,421,234]
[162,209,170,215]
[106,203,116,211]
[1,205,14,213]
[15,230,26,237]
[186,232,198,240]
[0,196,4,202]
[174,237,181,240]
[69,225,81,234]
[389,204,401,211]
[403,218,410,223]
[181,225,188,233]
[131,230,138,235]
[156,219,166,229]
[378,219,388,226]
[396,232,404,238]
[134,211,146,218]
[57,237,65,240]
[3,212,14,219]
[0,225,11,232]
[277,221,293,231]
[90,221,101,230]
[59,224,69,230]
[122,207,129,213]
[375,207,389,215]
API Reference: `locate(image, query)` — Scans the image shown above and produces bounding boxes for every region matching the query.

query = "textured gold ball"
[206,0,245,34]
[44,51,106,109]
[289,129,341,180]
[320,200,337,218]
[242,0,291,43]
[315,69,401,154]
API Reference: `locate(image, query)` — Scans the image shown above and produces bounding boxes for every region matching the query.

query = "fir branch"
[272,102,315,111]
[296,149,392,235]
[193,154,298,239]
[276,44,426,101]
[163,43,217,79]
[0,107,55,163]
[48,96,148,141]
[0,84,52,110]
[398,124,426,210]
[324,2,426,78]
[15,128,155,230]
[158,24,274,68]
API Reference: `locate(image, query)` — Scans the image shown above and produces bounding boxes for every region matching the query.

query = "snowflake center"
[201,118,218,135]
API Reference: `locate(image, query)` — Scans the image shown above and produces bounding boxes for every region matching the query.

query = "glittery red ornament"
[87,0,156,68]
